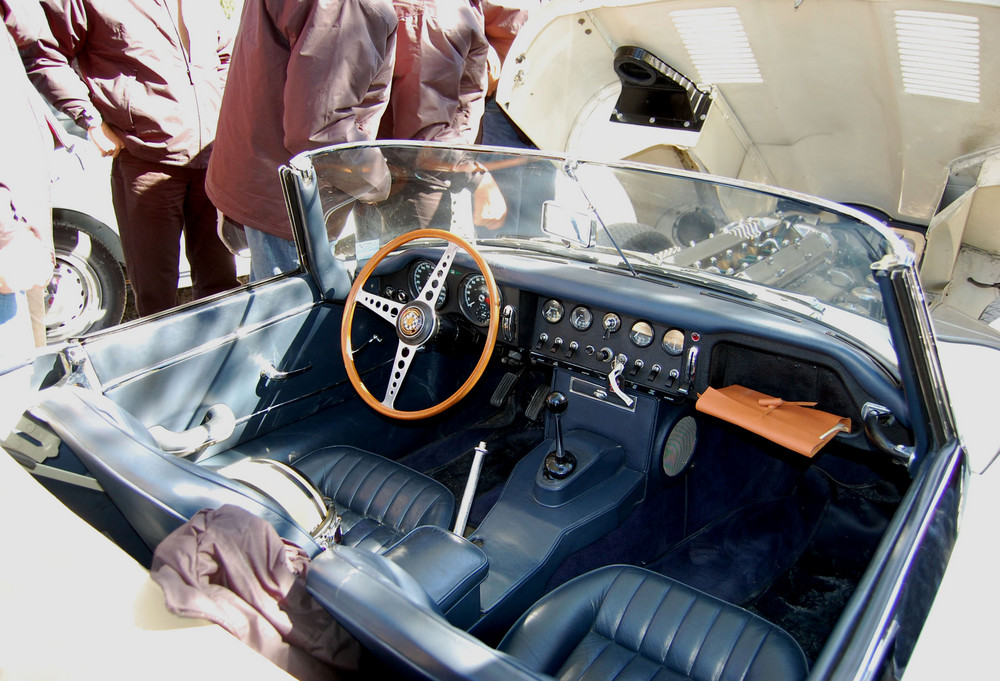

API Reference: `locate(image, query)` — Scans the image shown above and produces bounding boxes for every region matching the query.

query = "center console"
[462,369,661,638]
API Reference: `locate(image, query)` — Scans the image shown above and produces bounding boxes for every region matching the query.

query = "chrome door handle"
[259,359,312,381]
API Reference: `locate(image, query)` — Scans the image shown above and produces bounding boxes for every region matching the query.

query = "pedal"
[525,384,550,421]
[490,371,518,408]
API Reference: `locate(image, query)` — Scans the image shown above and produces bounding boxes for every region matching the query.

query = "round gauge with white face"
[410,259,447,309]
[629,321,655,348]
[460,273,495,326]
[570,306,593,331]
[662,329,685,355]
[542,299,564,324]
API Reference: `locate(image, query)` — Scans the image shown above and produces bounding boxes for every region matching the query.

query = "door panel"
[73,276,356,451]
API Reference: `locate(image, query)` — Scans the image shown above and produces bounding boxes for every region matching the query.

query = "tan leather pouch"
[696,385,851,458]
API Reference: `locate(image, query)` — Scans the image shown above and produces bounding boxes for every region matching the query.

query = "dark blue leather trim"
[499,565,808,681]
[295,445,455,553]
[384,526,489,614]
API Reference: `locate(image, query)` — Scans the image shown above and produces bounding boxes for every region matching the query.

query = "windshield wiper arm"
[563,160,638,277]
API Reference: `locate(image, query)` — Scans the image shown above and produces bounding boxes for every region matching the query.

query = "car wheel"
[45,218,127,343]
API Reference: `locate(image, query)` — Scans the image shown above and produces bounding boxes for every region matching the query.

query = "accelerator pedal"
[525,384,550,421]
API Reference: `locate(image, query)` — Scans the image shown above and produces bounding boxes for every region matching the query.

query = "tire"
[980,297,1000,326]
[45,218,127,343]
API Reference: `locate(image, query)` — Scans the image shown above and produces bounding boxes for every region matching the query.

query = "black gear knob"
[545,391,568,415]
[543,391,575,480]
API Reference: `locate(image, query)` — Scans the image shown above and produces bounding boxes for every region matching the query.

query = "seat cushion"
[293,445,455,553]
[498,565,808,681]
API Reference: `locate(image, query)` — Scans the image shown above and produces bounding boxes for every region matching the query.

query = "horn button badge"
[397,303,435,344]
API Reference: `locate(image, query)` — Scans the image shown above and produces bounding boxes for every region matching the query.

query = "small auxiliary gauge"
[629,321,654,348]
[661,329,685,355]
[542,299,564,323]
[570,306,593,331]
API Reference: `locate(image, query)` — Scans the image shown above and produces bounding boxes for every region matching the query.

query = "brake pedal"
[490,371,518,408]
[525,385,549,421]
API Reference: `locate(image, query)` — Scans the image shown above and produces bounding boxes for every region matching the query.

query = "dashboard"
[361,248,908,434]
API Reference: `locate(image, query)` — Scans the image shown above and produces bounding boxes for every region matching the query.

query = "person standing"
[1,0,56,371]
[206,0,398,281]
[379,0,490,145]
[370,0,507,232]
[22,0,238,316]
[1,0,56,439]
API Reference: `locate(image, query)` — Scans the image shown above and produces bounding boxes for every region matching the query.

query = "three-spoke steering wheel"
[340,229,500,420]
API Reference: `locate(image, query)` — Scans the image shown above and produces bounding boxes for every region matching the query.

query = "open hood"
[497,0,1000,227]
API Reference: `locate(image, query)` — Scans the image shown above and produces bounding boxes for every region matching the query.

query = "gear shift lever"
[543,391,576,479]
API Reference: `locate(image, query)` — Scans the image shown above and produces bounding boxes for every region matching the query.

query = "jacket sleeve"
[267,0,397,152]
[481,0,535,63]
[20,0,102,129]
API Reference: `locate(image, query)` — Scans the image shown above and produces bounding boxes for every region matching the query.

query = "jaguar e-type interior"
[2,142,966,681]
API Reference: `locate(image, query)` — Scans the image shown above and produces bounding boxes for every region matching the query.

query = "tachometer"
[410,259,447,309]
[459,273,495,326]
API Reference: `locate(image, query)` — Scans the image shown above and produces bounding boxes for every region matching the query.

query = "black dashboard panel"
[361,248,909,431]
[528,299,699,400]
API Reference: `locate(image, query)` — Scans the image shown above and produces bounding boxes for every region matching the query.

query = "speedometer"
[459,273,495,326]
[410,259,447,309]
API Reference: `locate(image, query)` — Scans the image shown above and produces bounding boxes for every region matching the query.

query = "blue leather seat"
[307,548,808,681]
[294,445,455,553]
[33,387,454,556]
[498,565,808,681]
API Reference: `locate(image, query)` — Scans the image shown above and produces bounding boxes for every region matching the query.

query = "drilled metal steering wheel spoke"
[356,291,402,327]
[382,340,418,409]
[417,242,459,309]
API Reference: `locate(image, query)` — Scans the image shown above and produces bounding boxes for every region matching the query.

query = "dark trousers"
[111,152,237,316]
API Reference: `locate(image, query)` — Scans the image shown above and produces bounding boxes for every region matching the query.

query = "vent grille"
[895,10,980,103]
[671,7,762,84]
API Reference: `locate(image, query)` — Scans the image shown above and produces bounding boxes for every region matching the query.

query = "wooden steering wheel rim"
[340,228,501,420]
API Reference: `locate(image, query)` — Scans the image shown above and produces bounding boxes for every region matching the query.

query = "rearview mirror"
[541,201,596,247]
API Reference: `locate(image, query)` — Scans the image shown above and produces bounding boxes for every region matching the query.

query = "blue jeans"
[0,291,34,372]
[244,226,300,282]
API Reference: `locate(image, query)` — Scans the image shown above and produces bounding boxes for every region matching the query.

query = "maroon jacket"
[22,0,232,168]
[379,0,490,144]
[207,0,398,239]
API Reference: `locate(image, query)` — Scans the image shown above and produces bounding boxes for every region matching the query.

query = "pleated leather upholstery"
[294,445,455,553]
[499,565,808,681]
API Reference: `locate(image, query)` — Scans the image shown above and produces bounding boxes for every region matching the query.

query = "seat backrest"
[33,387,320,555]
[498,565,809,681]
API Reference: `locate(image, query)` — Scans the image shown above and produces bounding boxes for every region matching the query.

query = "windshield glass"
[300,142,904,330]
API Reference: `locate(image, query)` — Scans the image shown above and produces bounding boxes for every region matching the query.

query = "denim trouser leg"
[0,291,34,372]
[244,226,300,282]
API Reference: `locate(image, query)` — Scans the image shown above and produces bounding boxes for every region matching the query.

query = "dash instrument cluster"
[530,298,701,399]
